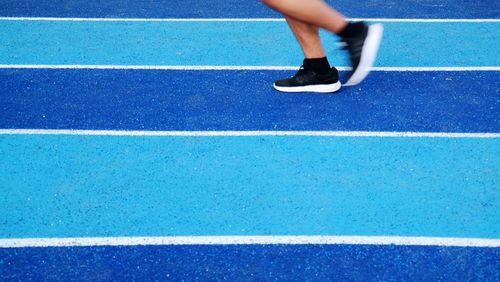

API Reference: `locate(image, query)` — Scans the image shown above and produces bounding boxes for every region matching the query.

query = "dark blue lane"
[0,245,498,280]
[0,69,500,133]
[1,0,498,19]
[1,69,498,133]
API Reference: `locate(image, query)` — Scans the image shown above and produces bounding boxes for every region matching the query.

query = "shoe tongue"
[302,59,312,70]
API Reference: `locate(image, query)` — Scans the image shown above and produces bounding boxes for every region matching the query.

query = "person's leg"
[285,16,332,75]
[262,0,347,34]
[285,16,325,59]
[262,0,383,87]
[272,16,341,93]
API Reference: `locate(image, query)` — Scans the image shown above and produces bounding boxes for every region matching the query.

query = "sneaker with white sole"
[273,66,341,93]
[343,22,384,86]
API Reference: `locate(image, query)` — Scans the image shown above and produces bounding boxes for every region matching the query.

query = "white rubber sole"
[344,24,384,86]
[273,81,341,93]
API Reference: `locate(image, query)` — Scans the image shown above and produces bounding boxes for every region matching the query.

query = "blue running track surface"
[1,0,499,280]
[1,245,499,281]
[1,69,498,133]
[1,135,498,238]
[0,21,499,67]
[0,0,499,19]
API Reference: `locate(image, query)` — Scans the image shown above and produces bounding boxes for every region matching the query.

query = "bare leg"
[262,0,383,88]
[285,16,325,59]
[262,0,347,34]
[272,16,341,93]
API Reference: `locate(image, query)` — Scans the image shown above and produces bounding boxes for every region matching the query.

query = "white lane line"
[0,129,499,138]
[351,18,500,23]
[0,65,499,71]
[1,236,499,248]
[0,17,499,22]
[1,65,302,71]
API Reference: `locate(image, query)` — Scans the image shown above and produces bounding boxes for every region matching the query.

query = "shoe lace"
[338,41,349,50]
[293,65,307,77]
[341,40,353,51]
[341,38,363,56]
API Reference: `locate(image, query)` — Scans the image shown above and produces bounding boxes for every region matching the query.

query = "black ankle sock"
[304,57,331,75]
[338,22,367,39]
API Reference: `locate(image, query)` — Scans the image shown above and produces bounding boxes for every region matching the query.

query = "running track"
[1,0,499,280]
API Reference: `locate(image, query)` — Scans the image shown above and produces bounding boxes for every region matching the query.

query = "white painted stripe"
[0,65,499,72]
[0,64,301,71]
[0,17,286,22]
[0,236,499,248]
[370,66,500,71]
[351,18,500,23]
[0,17,499,23]
[0,129,498,138]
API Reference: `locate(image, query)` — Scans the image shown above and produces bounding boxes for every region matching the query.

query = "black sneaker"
[343,22,383,86]
[273,66,341,93]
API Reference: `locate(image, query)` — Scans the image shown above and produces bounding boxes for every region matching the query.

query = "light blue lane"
[0,135,498,238]
[0,21,498,67]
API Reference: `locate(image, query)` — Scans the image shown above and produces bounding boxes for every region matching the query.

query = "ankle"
[338,22,368,39]
[304,57,331,75]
